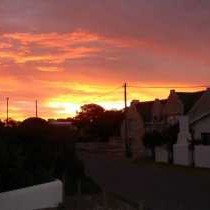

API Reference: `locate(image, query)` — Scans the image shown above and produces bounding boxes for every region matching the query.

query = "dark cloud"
[1,0,210,56]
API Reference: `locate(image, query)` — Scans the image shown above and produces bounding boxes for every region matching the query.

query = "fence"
[155,146,168,163]
[156,144,210,169]
[195,146,210,168]
[173,144,191,166]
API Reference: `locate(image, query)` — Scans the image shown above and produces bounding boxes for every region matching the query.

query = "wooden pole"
[6,97,9,125]
[124,83,132,158]
[124,83,129,157]
[35,100,38,118]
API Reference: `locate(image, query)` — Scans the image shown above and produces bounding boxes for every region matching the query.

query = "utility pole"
[124,83,132,158]
[35,100,38,118]
[6,97,9,125]
[124,82,127,111]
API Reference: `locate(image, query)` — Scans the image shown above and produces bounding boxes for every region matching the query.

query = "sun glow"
[46,101,80,116]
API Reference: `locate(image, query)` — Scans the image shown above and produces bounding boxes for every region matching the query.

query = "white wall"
[192,115,210,140]
[173,145,190,166]
[177,116,191,144]
[155,147,168,163]
[0,180,63,210]
[195,146,210,168]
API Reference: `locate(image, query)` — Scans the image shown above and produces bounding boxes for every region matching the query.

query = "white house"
[121,88,210,161]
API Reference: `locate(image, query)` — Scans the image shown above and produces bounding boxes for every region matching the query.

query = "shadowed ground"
[80,153,210,210]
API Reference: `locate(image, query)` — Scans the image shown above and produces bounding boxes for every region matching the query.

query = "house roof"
[134,101,154,122]
[176,91,204,114]
[190,110,210,125]
[133,99,167,122]
[159,99,168,105]
[188,90,210,122]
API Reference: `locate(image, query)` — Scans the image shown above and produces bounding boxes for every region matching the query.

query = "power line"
[83,86,123,102]
[93,86,122,99]
[128,85,209,89]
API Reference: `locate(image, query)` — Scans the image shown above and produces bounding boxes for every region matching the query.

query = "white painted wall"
[195,146,210,168]
[155,147,168,163]
[192,115,210,140]
[173,145,190,166]
[177,116,191,144]
[0,180,63,210]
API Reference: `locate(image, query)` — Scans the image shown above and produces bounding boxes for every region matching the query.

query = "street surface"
[80,152,210,210]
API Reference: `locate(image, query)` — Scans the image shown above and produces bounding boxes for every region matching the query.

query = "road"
[80,154,210,210]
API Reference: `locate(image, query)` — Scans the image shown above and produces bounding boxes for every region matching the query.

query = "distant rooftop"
[48,121,72,126]
[176,91,205,113]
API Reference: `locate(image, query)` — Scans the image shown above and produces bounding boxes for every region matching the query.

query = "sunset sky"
[0,0,210,120]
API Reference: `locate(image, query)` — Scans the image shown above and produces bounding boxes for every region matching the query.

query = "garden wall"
[155,147,168,163]
[0,180,62,210]
[195,146,210,168]
[173,144,190,166]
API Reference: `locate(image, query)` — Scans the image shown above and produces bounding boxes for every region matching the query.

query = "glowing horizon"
[0,83,207,121]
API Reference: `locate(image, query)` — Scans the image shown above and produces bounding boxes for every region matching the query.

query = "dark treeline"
[0,117,83,194]
[73,103,124,142]
[0,104,123,194]
[143,124,179,162]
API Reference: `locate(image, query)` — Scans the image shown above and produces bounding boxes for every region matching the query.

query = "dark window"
[201,133,210,145]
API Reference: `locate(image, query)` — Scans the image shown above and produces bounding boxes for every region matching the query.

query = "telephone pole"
[124,83,132,158]
[6,97,9,125]
[35,100,38,118]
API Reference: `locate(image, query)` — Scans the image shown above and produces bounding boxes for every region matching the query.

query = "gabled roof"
[159,99,168,105]
[134,101,154,122]
[188,90,210,122]
[133,99,167,122]
[190,110,210,125]
[176,91,204,114]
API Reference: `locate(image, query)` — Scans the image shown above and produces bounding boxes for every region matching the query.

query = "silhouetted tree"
[74,104,123,142]
[163,123,179,163]
[75,104,105,124]
[0,117,82,194]
[93,110,124,141]
[143,130,164,160]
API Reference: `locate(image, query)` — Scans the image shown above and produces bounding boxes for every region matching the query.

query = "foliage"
[74,104,105,125]
[73,104,123,142]
[143,130,164,148]
[143,123,179,161]
[143,123,179,148]
[162,123,179,145]
[0,117,83,194]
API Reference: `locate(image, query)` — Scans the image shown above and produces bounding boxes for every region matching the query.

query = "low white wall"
[173,144,190,166]
[0,180,63,210]
[195,146,210,168]
[155,147,168,163]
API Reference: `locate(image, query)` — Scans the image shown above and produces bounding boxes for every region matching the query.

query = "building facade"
[121,88,210,157]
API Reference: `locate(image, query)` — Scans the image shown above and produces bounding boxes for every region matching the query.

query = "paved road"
[81,155,210,210]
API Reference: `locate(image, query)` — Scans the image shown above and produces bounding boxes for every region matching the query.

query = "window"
[201,133,210,145]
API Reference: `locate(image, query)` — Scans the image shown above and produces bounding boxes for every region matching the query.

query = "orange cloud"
[0,30,209,120]
[37,67,63,72]
[0,31,108,67]
[3,31,101,48]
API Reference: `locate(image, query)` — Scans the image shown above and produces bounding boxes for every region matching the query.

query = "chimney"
[131,100,140,106]
[170,89,175,94]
